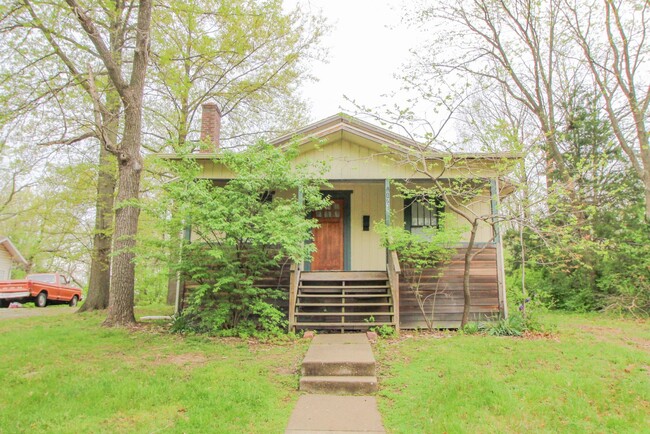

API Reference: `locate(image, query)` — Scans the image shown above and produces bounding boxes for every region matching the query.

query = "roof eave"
[0,237,28,266]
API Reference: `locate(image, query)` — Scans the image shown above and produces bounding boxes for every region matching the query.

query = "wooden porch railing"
[387,249,401,331]
[288,261,301,332]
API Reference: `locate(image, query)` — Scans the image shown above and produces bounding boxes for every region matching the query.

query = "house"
[0,236,28,281]
[168,105,519,331]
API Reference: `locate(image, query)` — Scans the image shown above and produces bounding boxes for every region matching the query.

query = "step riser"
[302,361,375,377]
[295,271,394,333]
[300,271,388,281]
[295,313,393,317]
[299,377,378,394]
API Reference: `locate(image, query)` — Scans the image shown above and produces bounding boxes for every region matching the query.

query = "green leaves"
[153,141,329,336]
[375,211,461,273]
[149,0,327,149]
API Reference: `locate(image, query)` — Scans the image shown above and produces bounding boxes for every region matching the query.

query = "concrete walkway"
[286,334,386,433]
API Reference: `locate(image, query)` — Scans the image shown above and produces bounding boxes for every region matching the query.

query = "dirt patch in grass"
[576,324,625,335]
[521,331,560,341]
[630,338,650,353]
[577,324,650,353]
[156,353,209,367]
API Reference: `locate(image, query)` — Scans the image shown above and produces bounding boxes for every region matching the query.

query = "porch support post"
[384,179,391,264]
[384,179,391,226]
[490,179,508,318]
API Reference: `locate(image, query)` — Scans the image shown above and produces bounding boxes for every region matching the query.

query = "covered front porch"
[286,177,505,332]
[284,179,400,332]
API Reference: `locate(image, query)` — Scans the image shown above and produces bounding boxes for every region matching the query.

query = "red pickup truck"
[0,273,83,308]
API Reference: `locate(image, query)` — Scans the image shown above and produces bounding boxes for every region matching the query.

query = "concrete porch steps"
[287,333,385,433]
[299,375,378,395]
[299,334,378,393]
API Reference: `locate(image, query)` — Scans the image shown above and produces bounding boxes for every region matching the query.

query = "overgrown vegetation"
[505,97,650,316]
[151,142,329,337]
[461,312,548,337]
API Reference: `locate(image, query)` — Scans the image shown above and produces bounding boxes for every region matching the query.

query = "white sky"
[286,0,422,122]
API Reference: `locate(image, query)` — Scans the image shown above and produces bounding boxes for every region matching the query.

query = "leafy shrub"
[484,314,525,336]
[460,322,481,335]
[371,324,397,338]
[154,142,330,337]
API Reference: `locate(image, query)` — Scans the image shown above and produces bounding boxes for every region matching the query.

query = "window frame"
[403,196,444,233]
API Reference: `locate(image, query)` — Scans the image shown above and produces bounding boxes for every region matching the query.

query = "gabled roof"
[159,113,521,162]
[0,236,28,266]
[269,113,418,153]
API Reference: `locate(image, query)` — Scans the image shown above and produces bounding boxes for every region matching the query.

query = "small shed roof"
[0,236,28,266]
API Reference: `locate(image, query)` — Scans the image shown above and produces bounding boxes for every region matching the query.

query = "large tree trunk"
[103,102,144,327]
[80,84,120,312]
[79,144,115,312]
[102,0,152,327]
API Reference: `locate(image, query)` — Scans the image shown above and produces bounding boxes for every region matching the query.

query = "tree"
[505,94,649,314]
[144,0,327,304]
[0,1,139,315]
[404,0,573,188]
[396,0,650,318]
[1,0,327,320]
[147,0,326,151]
[67,0,153,326]
[563,0,650,222]
[0,159,98,284]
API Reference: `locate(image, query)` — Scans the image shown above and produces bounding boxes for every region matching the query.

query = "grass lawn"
[0,305,309,433]
[3,307,648,433]
[375,312,650,433]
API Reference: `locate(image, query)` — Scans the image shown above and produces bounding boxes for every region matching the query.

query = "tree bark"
[104,132,142,326]
[645,183,650,224]
[80,78,120,312]
[79,144,115,312]
[100,0,152,327]
[461,221,479,328]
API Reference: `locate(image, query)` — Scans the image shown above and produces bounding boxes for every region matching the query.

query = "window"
[27,274,56,284]
[314,201,341,219]
[404,196,443,238]
[259,190,275,203]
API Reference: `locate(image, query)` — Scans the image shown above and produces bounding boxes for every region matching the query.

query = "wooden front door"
[311,199,344,270]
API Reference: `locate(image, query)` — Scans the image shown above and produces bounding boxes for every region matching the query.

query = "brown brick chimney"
[199,102,221,152]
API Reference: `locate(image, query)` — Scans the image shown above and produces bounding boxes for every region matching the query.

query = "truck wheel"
[35,292,47,308]
[69,295,79,307]
[0,300,7,308]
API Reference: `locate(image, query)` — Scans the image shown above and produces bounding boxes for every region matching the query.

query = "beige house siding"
[0,247,13,280]
[276,182,494,271]
[196,137,505,181]
[192,132,501,271]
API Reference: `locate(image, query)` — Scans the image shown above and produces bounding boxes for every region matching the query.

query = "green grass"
[0,306,309,433]
[376,312,650,433]
[3,308,648,433]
